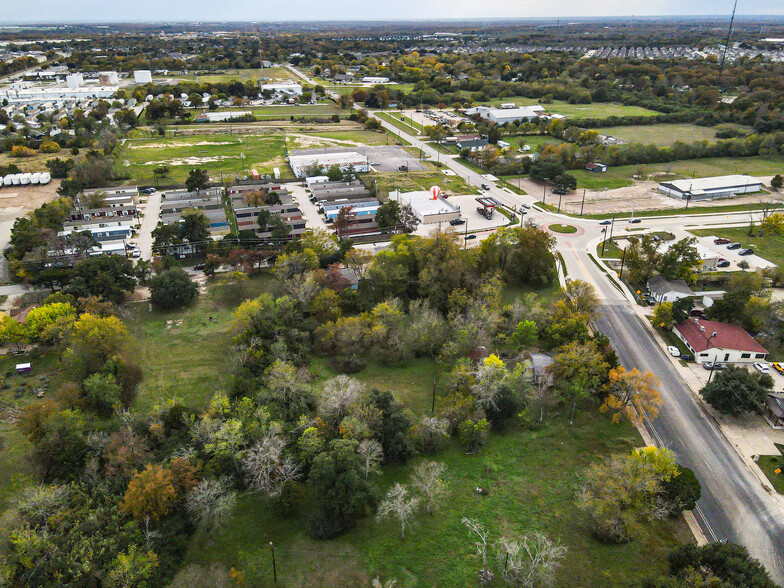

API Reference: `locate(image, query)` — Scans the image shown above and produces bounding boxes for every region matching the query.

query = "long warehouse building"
[658,175,762,201]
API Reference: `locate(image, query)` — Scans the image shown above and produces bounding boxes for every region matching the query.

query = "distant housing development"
[658,175,762,200]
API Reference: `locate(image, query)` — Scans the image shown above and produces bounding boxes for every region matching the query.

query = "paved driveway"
[136,191,161,260]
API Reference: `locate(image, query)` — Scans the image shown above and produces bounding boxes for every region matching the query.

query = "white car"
[754,362,770,374]
[667,346,681,357]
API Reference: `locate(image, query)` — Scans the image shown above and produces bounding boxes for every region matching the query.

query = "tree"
[662,542,777,588]
[66,255,137,304]
[760,212,784,235]
[377,483,420,539]
[180,209,211,245]
[600,366,662,426]
[652,302,675,329]
[308,439,379,539]
[562,280,599,318]
[122,464,177,520]
[658,238,701,283]
[149,268,198,310]
[577,447,678,543]
[496,533,567,588]
[64,313,134,379]
[333,205,357,237]
[22,302,76,344]
[661,464,701,514]
[410,460,447,514]
[458,418,489,453]
[509,320,538,349]
[107,545,159,588]
[770,174,783,190]
[375,200,402,230]
[82,372,122,414]
[187,478,237,535]
[103,428,151,480]
[462,517,494,584]
[318,375,364,425]
[243,432,301,498]
[357,439,384,478]
[326,165,344,182]
[549,340,610,420]
[261,359,313,421]
[185,168,210,193]
[700,366,773,416]
[552,173,577,191]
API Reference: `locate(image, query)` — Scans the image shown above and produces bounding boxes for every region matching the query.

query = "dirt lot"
[554,179,784,215]
[0,180,62,282]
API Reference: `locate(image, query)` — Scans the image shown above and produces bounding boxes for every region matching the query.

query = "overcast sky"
[2,0,783,24]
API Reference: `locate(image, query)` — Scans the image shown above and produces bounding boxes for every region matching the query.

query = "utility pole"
[269,542,277,583]
[557,192,563,213]
[432,379,436,414]
[685,184,692,211]
[580,188,587,215]
[542,178,549,204]
[618,243,627,278]
[718,0,739,85]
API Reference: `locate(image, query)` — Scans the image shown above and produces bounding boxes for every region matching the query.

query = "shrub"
[11,145,36,158]
[39,141,61,153]
[149,268,198,310]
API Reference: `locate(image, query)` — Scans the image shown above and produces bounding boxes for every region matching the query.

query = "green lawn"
[516,135,567,151]
[186,104,348,120]
[183,410,691,587]
[550,223,578,234]
[375,112,423,134]
[571,156,784,191]
[758,452,784,494]
[595,124,719,146]
[689,226,784,267]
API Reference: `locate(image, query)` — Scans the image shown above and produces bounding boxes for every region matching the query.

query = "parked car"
[193,263,206,270]
[754,362,770,374]
[599,220,612,226]
[521,203,531,209]
[703,362,725,371]
[449,218,465,226]
[714,237,731,245]
[717,258,730,268]
[644,295,657,305]
[398,165,408,172]
[726,242,741,250]
[680,353,693,361]
[739,248,754,256]
[131,248,141,258]
[629,218,642,224]
[465,234,477,240]
[667,346,681,357]
[481,183,491,191]
[772,362,784,375]
[552,188,567,195]
[140,187,156,195]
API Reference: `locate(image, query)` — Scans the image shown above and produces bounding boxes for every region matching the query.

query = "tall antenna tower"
[257,27,264,77]
[718,0,739,83]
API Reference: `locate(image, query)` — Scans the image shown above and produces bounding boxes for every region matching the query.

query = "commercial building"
[133,70,153,83]
[260,82,302,96]
[99,71,119,85]
[194,110,252,123]
[673,318,768,365]
[0,85,118,104]
[66,73,84,88]
[658,175,762,201]
[465,105,546,124]
[390,190,461,224]
[362,76,390,84]
[288,151,369,178]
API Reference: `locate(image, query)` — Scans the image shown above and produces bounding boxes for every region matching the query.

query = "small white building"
[465,105,546,124]
[657,241,719,272]
[133,70,153,83]
[647,276,695,303]
[674,318,768,364]
[362,76,390,84]
[658,175,762,201]
[194,110,252,123]
[260,82,303,96]
[390,190,461,224]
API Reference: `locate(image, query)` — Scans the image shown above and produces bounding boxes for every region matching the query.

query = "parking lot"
[414,194,508,237]
[692,234,776,271]
[291,145,426,173]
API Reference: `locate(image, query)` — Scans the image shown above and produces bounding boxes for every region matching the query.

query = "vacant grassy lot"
[184,409,690,587]
[376,112,423,134]
[689,226,784,267]
[172,67,298,84]
[571,156,784,191]
[596,124,719,146]
[186,104,348,120]
[368,162,480,197]
[118,129,390,184]
[516,135,567,151]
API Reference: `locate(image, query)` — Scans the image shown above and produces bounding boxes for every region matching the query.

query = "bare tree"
[526,373,558,423]
[318,375,365,424]
[411,460,447,514]
[371,578,398,588]
[377,483,420,539]
[462,517,494,585]
[242,433,301,497]
[495,533,567,588]
[357,439,384,478]
[186,477,237,535]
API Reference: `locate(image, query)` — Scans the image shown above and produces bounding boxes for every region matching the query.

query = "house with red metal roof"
[673,317,768,365]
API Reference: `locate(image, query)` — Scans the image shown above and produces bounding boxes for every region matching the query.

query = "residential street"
[136,190,162,261]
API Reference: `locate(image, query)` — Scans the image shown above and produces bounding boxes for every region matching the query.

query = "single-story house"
[673,318,768,364]
[584,162,608,173]
[456,138,489,152]
[648,275,695,303]
[763,393,784,429]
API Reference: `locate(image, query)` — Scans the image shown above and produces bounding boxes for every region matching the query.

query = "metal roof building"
[658,175,762,201]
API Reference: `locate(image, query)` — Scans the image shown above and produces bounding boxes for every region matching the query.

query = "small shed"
[585,162,608,173]
[15,363,32,375]
[764,393,784,429]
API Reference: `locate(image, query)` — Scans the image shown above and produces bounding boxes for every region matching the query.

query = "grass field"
[183,411,690,587]
[172,67,298,84]
[571,156,784,191]
[376,112,423,134]
[118,129,390,184]
[595,124,719,146]
[186,104,348,120]
[689,226,784,267]
[758,452,784,494]
[517,135,567,151]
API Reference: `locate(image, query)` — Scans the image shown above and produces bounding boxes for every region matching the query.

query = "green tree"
[107,545,159,588]
[652,302,675,329]
[149,268,198,310]
[308,439,379,539]
[661,464,701,513]
[185,168,210,193]
[179,209,211,246]
[701,366,773,416]
[375,200,402,230]
[65,255,137,304]
[82,372,122,414]
[660,542,777,588]
[549,340,610,419]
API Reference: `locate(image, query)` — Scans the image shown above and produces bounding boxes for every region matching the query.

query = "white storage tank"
[30,173,41,184]
[11,174,21,185]
[3,174,13,186]
[20,173,31,185]
[39,172,51,185]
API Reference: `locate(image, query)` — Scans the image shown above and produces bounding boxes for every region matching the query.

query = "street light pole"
[542,178,549,205]
[557,192,563,213]
[269,542,277,583]
[580,188,587,216]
